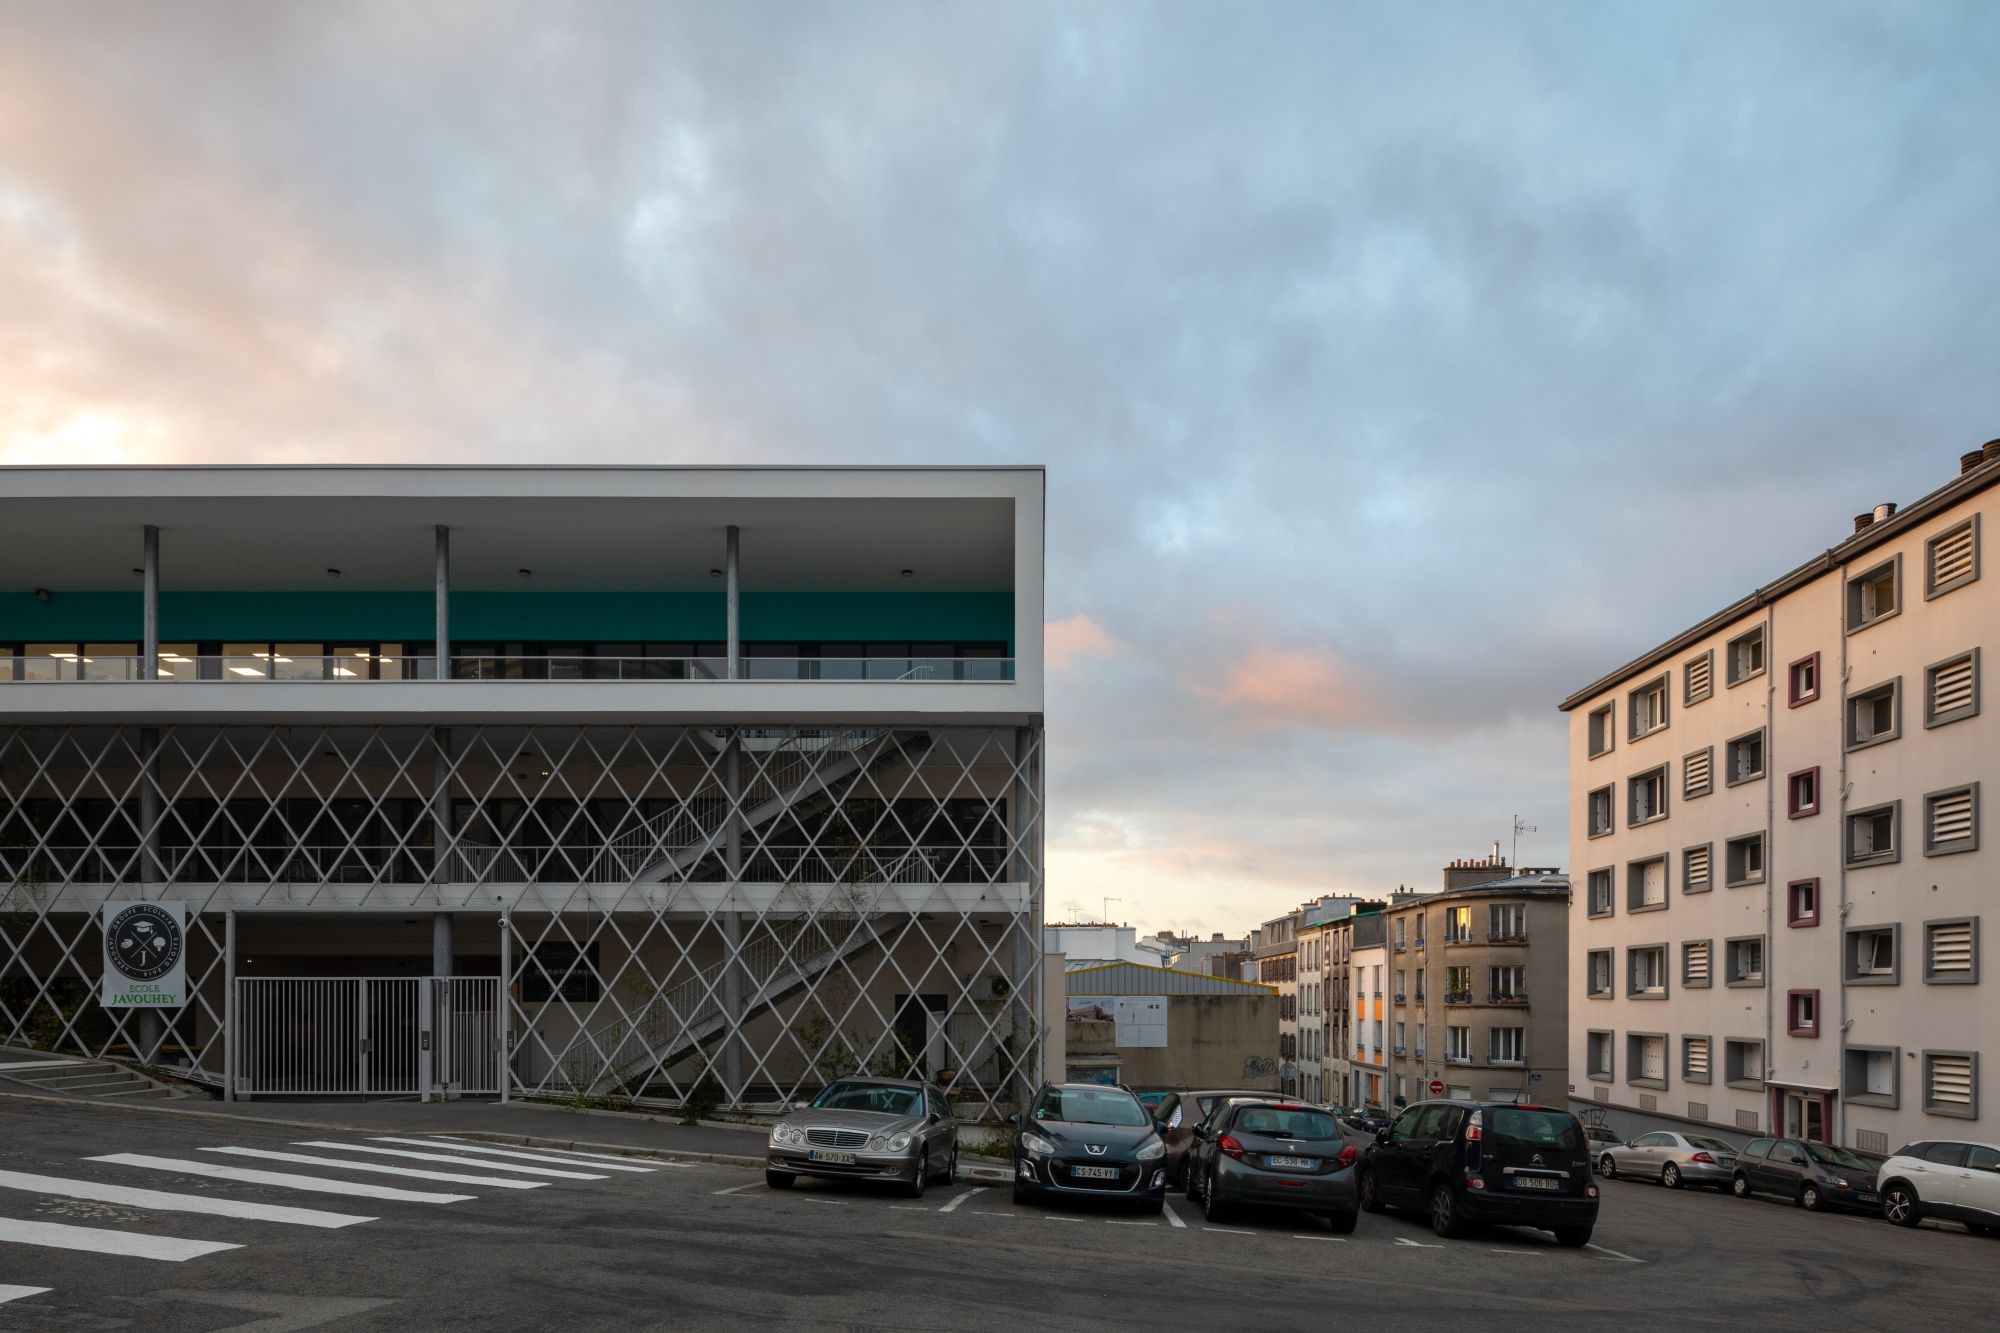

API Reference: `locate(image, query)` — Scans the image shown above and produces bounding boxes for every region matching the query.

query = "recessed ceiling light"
[899,569,915,579]
[709,568,723,579]
[131,568,144,576]
[326,568,342,578]
[518,568,532,578]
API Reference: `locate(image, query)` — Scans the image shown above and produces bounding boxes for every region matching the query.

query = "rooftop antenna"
[1511,815,1537,871]
[1102,897,1122,926]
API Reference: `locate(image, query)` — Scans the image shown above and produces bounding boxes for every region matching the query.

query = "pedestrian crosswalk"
[0,1133,661,1309]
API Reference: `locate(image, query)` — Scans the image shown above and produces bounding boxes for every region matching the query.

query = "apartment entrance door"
[1779,1089,1828,1143]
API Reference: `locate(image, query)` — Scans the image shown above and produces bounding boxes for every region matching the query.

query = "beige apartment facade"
[1383,876,1571,1112]
[1563,443,1999,1153]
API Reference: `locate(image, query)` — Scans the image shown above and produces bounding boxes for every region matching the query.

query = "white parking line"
[1491,1248,1543,1256]
[376,1139,655,1173]
[971,1211,1013,1217]
[292,1142,606,1180]
[430,1137,686,1168]
[195,1148,544,1190]
[1203,1227,1254,1236]
[1586,1243,1644,1263]
[1105,1220,1157,1227]
[1293,1234,1347,1241]
[1162,1201,1189,1230]
[1044,1215,1086,1223]
[1394,1237,1442,1248]
[0,1168,372,1229]
[0,1286,52,1305]
[0,1214,240,1262]
[939,1188,982,1213]
[88,1155,475,1204]
[798,1199,847,1207]
[888,1205,932,1211]
[712,1181,760,1196]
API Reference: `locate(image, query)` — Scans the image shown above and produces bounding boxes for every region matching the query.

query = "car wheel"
[933,1143,957,1185]
[1326,1208,1358,1235]
[1187,1162,1205,1201]
[1359,1168,1385,1214]
[1661,1164,1681,1190]
[1202,1170,1230,1224]
[1799,1183,1824,1211]
[1429,1184,1466,1239]
[765,1170,794,1190]
[1598,1153,1617,1180]
[1731,1173,1752,1198]
[1881,1183,1922,1228]
[1552,1226,1593,1248]
[905,1150,928,1199]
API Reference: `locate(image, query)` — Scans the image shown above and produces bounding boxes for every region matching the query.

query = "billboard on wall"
[101,901,187,1008]
[1067,995,1167,1048]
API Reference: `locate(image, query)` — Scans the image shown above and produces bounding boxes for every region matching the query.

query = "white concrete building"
[0,464,1046,1114]
[1562,442,1998,1152]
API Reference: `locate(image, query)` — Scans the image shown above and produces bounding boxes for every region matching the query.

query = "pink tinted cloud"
[1203,645,1400,734]
[1045,614,1125,672]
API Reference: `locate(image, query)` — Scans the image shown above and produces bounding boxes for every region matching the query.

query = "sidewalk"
[0,1090,1014,1182]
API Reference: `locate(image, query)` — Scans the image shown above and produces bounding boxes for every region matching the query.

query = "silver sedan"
[1597,1130,1741,1189]
[765,1077,959,1197]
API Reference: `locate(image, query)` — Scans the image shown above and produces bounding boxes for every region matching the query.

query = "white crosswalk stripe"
[195,1147,548,1189]
[0,1285,53,1305]
[91,1153,477,1202]
[375,1138,655,1172]
[0,1214,241,1262]
[429,1137,687,1168]
[292,1141,608,1180]
[0,1167,373,1228]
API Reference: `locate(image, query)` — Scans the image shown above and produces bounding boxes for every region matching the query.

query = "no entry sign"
[1427,1079,1445,1096]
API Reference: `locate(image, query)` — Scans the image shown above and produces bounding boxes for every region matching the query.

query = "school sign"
[101,901,187,1008]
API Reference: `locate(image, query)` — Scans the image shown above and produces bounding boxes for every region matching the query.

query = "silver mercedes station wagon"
[766,1077,959,1197]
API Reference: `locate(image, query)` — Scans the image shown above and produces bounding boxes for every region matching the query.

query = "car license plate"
[1267,1155,1317,1170]
[806,1149,856,1165]
[1858,1192,1878,1203]
[1071,1165,1119,1180]
[1514,1176,1560,1190]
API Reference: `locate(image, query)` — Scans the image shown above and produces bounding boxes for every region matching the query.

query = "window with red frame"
[1788,652,1820,707]
[1787,988,1820,1037]
[1787,767,1820,818]
[1787,878,1820,927]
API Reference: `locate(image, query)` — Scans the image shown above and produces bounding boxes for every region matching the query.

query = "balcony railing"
[1443,932,1477,946]
[1487,992,1529,1006]
[1443,1054,1472,1065]
[0,654,1016,684]
[1444,991,1474,1006]
[1487,932,1530,945]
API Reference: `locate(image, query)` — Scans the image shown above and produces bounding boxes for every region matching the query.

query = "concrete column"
[142,524,160,679]
[725,524,740,679]
[434,524,450,679]
[432,913,455,977]
[431,727,454,884]
[721,730,744,1103]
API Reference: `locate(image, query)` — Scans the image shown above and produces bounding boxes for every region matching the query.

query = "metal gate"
[234,976,500,1098]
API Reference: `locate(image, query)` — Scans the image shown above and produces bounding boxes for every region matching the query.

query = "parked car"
[1876,1139,2000,1235]
[765,1077,958,1197]
[1341,1107,1390,1137]
[1730,1138,1879,1213]
[1136,1091,1170,1112]
[1583,1124,1622,1150]
[1359,1100,1599,1246]
[1597,1130,1741,1190]
[1153,1088,1271,1188]
[1012,1082,1169,1211]
[1184,1101,1359,1232]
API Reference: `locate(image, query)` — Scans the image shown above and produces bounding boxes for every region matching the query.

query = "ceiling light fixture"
[899,568,915,579]
[518,568,532,578]
[326,568,342,578]
[708,568,723,579]
[131,568,144,576]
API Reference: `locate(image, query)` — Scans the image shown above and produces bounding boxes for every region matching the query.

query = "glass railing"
[0,654,1015,683]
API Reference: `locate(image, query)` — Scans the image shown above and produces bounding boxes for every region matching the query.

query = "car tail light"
[1690,1152,1716,1165]
[1585,1184,1599,1199]
[1336,1144,1356,1168]
[1218,1135,1245,1161]
[1465,1110,1483,1143]
[1466,1176,1486,1190]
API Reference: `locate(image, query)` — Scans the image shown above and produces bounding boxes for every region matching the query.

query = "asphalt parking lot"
[0,1098,1990,1331]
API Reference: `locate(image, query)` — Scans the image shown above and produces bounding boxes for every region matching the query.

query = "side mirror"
[1374,1128,1391,1145]
[1008,1112,1021,1128]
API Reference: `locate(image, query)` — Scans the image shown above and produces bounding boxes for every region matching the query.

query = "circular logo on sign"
[107,904,182,982]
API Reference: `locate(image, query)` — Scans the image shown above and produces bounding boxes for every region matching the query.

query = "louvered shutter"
[1930,523,1976,591]
[1685,749,1713,798]
[1684,845,1711,891]
[1929,790,1975,847]
[1928,1054,1975,1110]
[1928,921,1974,978]
[1931,655,1976,718]
[1686,654,1712,703]
[1685,1037,1710,1080]
[1685,941,1710,986]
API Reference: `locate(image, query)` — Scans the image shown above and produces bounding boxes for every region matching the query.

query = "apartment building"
[0,465,1046,1115]
[1254,912,1300,1095]
[1562,442,1999,1152]
[1350,918,1388,1110]
[1382,871,1570,1112]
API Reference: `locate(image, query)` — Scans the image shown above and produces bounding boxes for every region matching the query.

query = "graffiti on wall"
[1241,1054,1277,1079]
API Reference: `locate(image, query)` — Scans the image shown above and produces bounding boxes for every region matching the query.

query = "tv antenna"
[1511,815,1537,870]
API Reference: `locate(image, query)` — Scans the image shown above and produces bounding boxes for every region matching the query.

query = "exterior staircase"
[0,1049,203,1101]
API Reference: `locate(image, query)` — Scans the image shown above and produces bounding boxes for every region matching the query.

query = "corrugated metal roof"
[1063,961,1277,996]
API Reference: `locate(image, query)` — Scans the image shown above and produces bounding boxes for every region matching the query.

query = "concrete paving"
[0,1096,1990,1331]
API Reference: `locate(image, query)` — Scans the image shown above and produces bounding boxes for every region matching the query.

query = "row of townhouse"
[1562,441,1999,1151]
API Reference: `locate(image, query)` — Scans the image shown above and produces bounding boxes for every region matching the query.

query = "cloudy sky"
[3,2,1996,934]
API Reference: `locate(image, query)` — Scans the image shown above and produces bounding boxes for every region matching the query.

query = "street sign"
[101,901,187,1008]
[1529,1073,1544,1083]
[1427,1079,1445,1096]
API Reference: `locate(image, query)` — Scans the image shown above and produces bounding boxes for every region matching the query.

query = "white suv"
[1877,1139,2000,1235]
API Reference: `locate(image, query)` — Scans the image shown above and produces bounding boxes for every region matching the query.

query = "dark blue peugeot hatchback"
[1359,1100,1599,1246]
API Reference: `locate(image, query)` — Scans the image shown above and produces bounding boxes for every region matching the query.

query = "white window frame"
[1725,728,1766,785]
[1846,554,1902,633]
[1845,923,1900,985]
[1628,766,1668,826]
[1847,677,1902,751]
[1628,674,1669,740]
[1588,703,1615,758]
[1726,627,1765,687]
[1846,801,1901,868]
[1725,935,1765,988]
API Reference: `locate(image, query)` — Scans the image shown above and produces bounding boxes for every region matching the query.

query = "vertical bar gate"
[234,977,495,1097]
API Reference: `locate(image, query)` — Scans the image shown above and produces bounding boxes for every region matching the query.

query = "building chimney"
[1964,450,1988,476]
[1853,512,1874,534]
[1491,841,1502,865]
[1985,439,2000,464]
[1873,502,1897,524]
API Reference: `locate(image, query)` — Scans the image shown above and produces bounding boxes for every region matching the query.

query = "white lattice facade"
[0,466,1046,1116]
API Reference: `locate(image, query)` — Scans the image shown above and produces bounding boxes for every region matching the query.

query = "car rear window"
[1232,1108,1340,1140]
[1687,1136,1737,1154]
[1034,1087,1150,1127]
[1488,1109,1587,1155]
[1804,1143,1872,1171]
